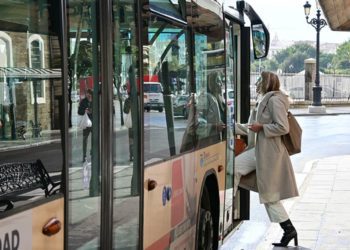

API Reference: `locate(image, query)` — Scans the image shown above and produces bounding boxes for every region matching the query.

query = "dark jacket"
[123,97,131,114]
[78,98,92,120]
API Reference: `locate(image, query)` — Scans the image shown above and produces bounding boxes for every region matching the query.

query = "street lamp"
[303,1,327,108]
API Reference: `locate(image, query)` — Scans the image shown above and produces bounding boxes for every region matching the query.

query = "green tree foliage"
[320,53,335,72]
[332,40,350,74]
[251,41,345,74]
[275,42,315,73]
[68,40,92,79]
[251,58,278,72]
[251,42,316,73]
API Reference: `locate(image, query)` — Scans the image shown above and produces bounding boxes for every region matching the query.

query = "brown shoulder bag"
[282,111,302,155]
[263,95,302,156]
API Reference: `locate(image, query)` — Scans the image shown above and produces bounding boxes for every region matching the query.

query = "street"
[291,114,350,172]
[0,141,63,172]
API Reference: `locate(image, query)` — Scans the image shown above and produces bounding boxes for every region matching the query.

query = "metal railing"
[250,72,350,103]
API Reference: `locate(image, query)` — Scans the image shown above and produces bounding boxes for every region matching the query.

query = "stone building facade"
[0,30,61,139]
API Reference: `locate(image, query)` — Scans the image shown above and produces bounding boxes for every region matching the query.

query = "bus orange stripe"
[145,233,171,250]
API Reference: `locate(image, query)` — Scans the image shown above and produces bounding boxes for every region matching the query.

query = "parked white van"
[143,82,164,112]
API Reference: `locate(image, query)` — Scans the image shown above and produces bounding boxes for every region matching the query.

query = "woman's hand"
[248,122,263,133]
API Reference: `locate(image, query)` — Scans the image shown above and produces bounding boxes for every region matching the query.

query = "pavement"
[256,155,350,250]
[290,105,350,116]
[221,105,350,250]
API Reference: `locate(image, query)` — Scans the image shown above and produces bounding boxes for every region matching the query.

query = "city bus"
[0,0,269,249]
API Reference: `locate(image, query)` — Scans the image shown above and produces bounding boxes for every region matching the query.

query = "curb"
[0,139,60,152]
[293,112,350,117]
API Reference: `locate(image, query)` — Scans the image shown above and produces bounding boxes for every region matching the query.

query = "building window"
[0,38,8,67]
[0,31,13,67]
[28,35,45,103]
[0,32,13,140]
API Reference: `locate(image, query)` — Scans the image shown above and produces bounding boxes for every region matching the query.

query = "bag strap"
[262,94,274,113]
[261,95,292,140]
[262,93,289,115]
[258,94,274,120]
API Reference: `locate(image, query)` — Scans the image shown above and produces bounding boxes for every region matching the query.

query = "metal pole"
[313,9,322,106]
[305,4,327,107]
[100,0,114,249]
[33,81,39,137]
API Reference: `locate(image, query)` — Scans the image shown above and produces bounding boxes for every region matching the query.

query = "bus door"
[222,0,270,239]
[110,0,142,249]
[223,17,241,236]
[0,1,65,249]
[66,0,142,249]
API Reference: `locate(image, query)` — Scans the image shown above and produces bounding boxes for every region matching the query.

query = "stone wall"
[7,32,54,131]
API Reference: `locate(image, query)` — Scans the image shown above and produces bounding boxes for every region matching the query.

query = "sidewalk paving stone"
[252,155,350,250]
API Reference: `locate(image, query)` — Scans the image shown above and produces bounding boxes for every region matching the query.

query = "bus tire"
[158,107,163,112]
[198,208,214,250]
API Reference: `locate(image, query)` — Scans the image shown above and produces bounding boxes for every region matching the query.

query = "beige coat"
[237,91,299,203]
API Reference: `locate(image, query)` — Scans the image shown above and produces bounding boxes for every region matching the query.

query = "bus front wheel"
[198,208,214,250]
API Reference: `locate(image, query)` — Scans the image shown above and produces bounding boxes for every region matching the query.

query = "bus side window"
[0,1,64,211]
[193,26,225,149]
[143,16,190,164]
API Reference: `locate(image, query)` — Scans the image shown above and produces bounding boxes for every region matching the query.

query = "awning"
[319,0,350,31]
[0,67,61,81]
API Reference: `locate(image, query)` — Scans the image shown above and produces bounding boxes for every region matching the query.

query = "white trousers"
[234,148,289,223]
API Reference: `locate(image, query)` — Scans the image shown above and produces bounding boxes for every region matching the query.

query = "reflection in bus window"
[252,24,267,58]
[112,0,141,249]
[144,83,163,93]
[143,17,189,164]
[29,37,45,103]
[194,26,226,148]
[0,0,63,211]
[149,0,185,22]
[196,72,225,147]
[67,0,101,248]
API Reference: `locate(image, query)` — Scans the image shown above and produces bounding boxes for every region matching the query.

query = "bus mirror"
[235,1,270,58]
[252,23,269,59]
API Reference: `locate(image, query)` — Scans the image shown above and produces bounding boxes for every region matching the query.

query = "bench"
[0,159,61,212]
[15,121,27,140]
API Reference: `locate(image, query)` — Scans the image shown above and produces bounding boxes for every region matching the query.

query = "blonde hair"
[260,71,280,94]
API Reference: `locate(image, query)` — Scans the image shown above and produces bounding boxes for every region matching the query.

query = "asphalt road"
[0,141,63,172]
[291,114,350,172]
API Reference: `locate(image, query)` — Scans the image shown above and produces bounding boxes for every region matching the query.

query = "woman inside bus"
[233,71,299,247]
[197,72,225,146]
